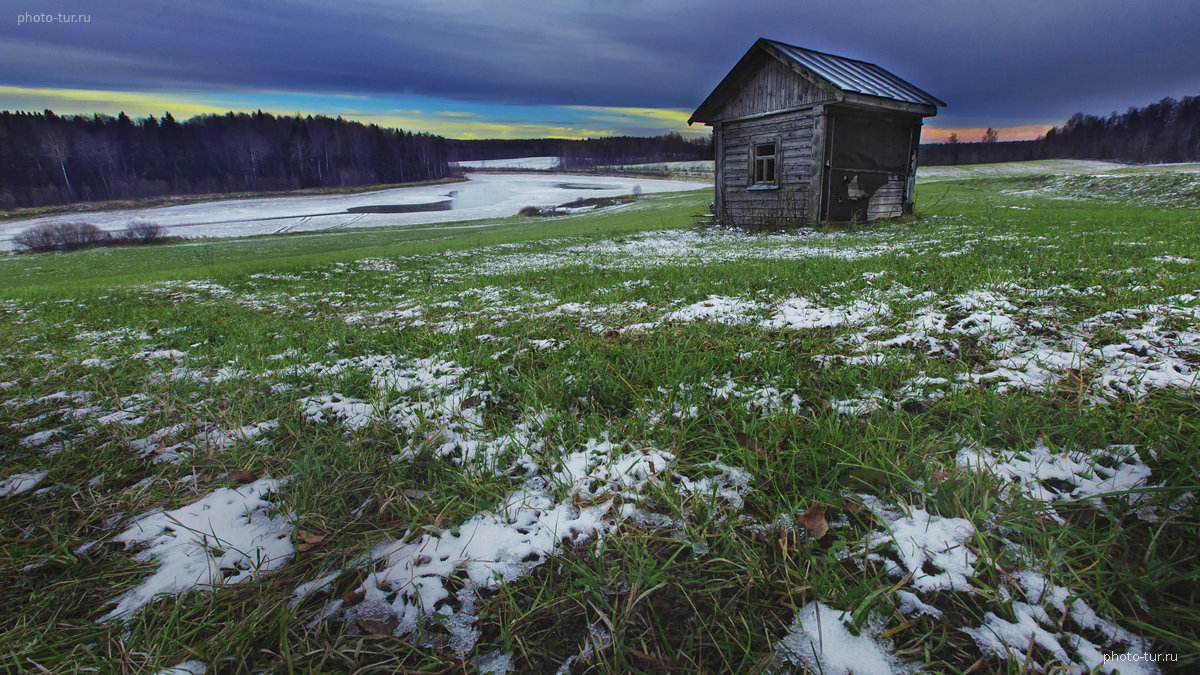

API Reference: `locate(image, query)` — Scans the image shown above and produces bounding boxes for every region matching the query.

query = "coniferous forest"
[2,92,1198,208]
[0,110,713,210]
[0,110,453,209]
[920,94,1200,165]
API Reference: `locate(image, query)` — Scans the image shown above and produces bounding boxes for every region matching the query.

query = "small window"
[753,142,777,185]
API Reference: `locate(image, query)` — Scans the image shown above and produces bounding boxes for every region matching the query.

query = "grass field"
[1,165,1198,674]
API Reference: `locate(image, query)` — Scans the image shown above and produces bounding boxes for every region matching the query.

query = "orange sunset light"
[921,124,1054,143]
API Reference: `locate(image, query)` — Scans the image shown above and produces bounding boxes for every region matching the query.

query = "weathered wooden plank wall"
[718,110,819,225]
[866,177,906,220]
[710,55,829,121]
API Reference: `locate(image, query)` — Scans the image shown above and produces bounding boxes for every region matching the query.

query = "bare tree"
[39,127,74,200]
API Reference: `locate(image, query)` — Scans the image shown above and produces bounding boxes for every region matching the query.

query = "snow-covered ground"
[915,160,1128,182]
[601,158,1200,183]
[4,200,1196,670]
[451,157,561,170]
[917,159,1200,182]
[602,160,715,177]
[0,173,701,251]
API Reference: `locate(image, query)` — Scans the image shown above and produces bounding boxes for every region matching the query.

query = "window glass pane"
[753,142,777,184]
[752,143,778,184]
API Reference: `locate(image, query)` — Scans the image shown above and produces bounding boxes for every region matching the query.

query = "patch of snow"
[865,505,977,593]
[338,438,670,651]
[195,419,280,450]
[19,427,64,448]
[661,295,763,325]
[957,441,1155,515]
[153,661,207,675]
[772,602,898,675]
[289,570,341,608]
[0,470,49,497]
[963,570,1159,675]
[761,298,889,331]
[475,650,515,674]
[100,477,295,622]
[895,589,942,618]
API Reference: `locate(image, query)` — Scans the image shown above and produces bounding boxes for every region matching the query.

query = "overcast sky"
[3,0,1198,140]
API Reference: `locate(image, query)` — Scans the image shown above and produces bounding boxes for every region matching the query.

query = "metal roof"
[764,39,945,108]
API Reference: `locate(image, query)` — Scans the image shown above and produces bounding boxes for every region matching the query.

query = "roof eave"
[839,92,940,117]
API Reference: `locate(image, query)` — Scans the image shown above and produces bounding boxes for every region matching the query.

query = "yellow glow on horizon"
[569,105,692,123]
[0,85,237,119]
[357,113,620,140]
[567,105,707,135]
[0,85,706,140]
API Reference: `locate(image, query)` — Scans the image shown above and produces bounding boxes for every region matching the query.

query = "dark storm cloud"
[3,0,1198,126]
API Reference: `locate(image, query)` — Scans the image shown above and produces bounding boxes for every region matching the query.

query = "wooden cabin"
[689,38,944,225]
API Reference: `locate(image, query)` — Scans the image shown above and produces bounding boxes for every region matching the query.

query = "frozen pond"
[0,173,704,250]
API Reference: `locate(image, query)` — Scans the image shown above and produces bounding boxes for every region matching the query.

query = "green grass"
[1,171,1198,673]
[0,191,707,296]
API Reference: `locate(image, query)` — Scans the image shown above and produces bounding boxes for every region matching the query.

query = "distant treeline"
[0,110,453,208]
[447,133,712,169]
[921,94,1200,166]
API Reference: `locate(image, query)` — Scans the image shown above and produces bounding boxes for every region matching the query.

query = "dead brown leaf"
[734,432,762,454]
[226,470,258,484]
[356,615,397,636]
[796,503,830,538]
[294,530,327,553]
[342,587,365,607]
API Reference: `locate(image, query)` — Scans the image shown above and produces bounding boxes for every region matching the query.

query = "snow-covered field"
[916,159,1129,182]
[917,159,1200,182]
[602,160,715,178]
[459,156,1200,188]
[0,173,701,251]
[451,156,561,170]
[2,164,1198,672]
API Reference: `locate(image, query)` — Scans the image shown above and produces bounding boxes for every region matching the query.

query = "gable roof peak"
[690,38,944,124]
